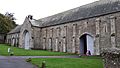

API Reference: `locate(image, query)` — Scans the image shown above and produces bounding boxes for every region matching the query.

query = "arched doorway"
[24,31,30,49]
[80,34,94,55]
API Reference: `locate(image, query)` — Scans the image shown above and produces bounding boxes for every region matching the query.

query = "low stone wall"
[101,48,120,68]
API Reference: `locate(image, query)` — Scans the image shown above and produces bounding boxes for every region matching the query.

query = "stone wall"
[40,12,120,55]
[32,27,41,49]
[19,17,34,49]
[6,33,19,47]
[40,17,97,54]
[101,48,120,68]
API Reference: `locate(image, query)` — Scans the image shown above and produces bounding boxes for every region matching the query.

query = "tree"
[0,13,17,33]
[5,12,16,21]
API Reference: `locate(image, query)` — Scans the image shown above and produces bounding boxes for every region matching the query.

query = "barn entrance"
[24,31,30,50]
[80,34,94,55]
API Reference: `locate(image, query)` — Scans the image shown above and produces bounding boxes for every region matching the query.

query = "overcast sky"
[0,0,99,25]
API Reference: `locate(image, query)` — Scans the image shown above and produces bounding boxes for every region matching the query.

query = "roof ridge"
[34,0,120,27]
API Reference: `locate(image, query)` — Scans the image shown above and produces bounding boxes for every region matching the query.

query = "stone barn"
[6,25,21,47]
[6,0,120,55]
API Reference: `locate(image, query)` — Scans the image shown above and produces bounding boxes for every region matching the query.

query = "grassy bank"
[0,44,74,56]
[31,56,103,68]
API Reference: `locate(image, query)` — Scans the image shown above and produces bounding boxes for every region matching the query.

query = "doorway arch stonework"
[23,30,30,50]
[79,33,95,55]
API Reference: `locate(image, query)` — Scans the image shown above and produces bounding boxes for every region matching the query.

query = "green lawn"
[0,44,73,56]
[31,56,103,68]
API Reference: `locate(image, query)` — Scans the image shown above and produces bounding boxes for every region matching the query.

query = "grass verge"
[31,56,103,68]
[0,44,74,56]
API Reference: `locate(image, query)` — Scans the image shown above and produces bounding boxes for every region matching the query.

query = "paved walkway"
[0,55,79,68]
[0,55,79,59]
[0,59,37,68]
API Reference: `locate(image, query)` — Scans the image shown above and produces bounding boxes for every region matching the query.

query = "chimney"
[28,15,33,20]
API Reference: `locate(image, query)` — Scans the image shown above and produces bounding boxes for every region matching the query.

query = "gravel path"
[0,55,79,68]
[0,58,37,68]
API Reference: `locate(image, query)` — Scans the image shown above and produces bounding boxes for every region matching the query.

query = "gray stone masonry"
[101,48,120,68]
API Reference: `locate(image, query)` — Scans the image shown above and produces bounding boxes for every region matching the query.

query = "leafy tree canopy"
[0,12,17,34]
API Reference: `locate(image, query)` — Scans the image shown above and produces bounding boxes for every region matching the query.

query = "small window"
[104,23,107,33]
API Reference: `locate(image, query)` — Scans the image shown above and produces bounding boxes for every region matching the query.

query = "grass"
[31,56,103,68]
[0,44,74,56]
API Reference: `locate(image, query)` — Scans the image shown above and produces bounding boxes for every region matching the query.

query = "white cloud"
[0,0,98,25]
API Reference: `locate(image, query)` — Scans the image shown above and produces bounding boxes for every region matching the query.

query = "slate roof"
[32,0,120,27]
[8,25,22,34]
[30,19,43,27]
